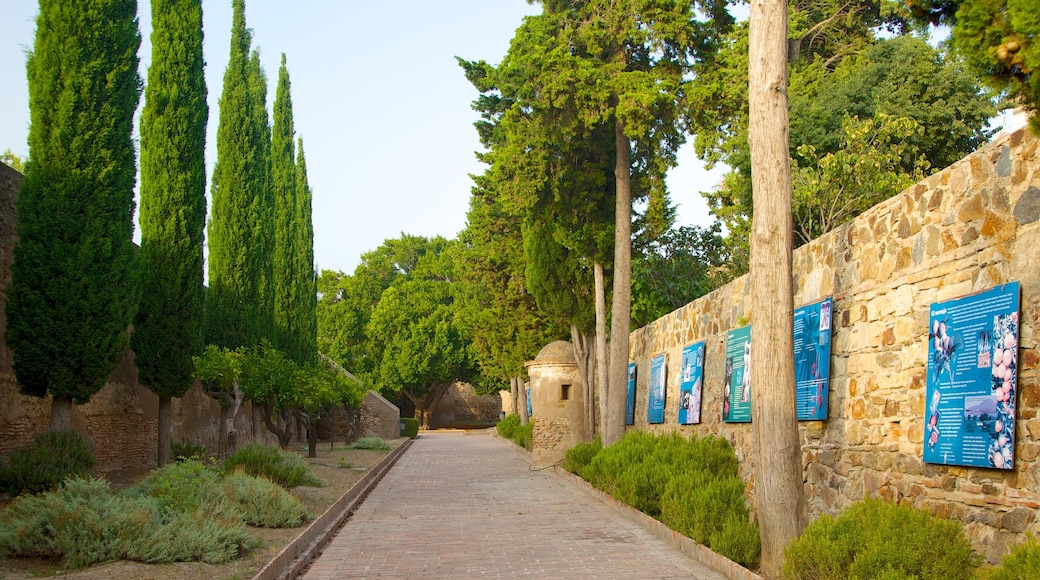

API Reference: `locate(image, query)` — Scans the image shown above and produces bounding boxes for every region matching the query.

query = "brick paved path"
[304,430,728,579]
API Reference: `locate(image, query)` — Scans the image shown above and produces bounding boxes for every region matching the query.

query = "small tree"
[6,0,141,430]
[194,345,245,456]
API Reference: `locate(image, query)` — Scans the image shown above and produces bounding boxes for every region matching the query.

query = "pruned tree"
[194,344,245,456]
[133,0,208,467]
[6,0,141,430]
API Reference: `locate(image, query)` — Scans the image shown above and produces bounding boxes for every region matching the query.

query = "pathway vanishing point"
[303,430,729,579]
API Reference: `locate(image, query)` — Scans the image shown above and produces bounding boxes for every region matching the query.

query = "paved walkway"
[304,430,728,579]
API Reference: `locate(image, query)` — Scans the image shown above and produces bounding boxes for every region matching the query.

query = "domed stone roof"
[534,340,575,364]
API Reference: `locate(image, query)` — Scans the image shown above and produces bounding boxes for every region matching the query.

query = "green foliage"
[130,460,233,517]
[0,149,25,173]
[221,472,310,528]
[206,0,269,350]
[170,439,208,462]
[401,417,419,439]
[497,413,521,439]
[0,430,95,495]
[782,499,981,579]
[222,442,323,488]
[576,431,755,566]
[348,437,390,451]
[133,0,207,402]
[512,422,533,450]
[0,477,255,567]
[561,436,602,474]
[978,535,1040,580]
[6,0,142,406]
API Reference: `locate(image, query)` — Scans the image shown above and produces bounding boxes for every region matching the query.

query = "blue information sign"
[723,325,752,423]
[678,343,705,425]
[647,354,667,424]
[626,362,636,426]
[795,297,832,421]
[924,282,1020,469]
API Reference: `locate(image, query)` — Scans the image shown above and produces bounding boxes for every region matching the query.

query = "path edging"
[551,466,763,580]
[252,439,413,580]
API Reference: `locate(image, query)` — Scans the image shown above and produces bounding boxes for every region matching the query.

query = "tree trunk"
[157,395,172,467]
[261,403,294,449]
[217,405,229,457]
[49,396,73,431]
[518,378,530,426]
[418,381,453,430]
[570,324,594,441]
[225,382,245,455]
[748,0,809,573]
[594,260,608,440]
[252,401,262,441]
[605,120,632,447]
[308,419,318,457]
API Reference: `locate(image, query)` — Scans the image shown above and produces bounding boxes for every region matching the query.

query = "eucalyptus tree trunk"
[157,396,172,466]
[605,120,632,447]
[518,378,530,426]
[510,377,519,416]
[570,325,595,441]
[595,261,608,439]
[748,0,809,573]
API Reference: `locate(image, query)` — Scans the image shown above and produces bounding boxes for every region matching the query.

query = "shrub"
[0,429,94,495]
[0,477,255,568]
[170,439,208,462]
[128,460,237,519]
[349,437,390,451]
[783,499,981,580]
[222,442,323,488]
[709,513,761,570]
[401,417,419,438]
[222,472,310,528]
[978,535,1040,580]
[562,437,602,474]
[497,414,520,440]
[512,422,533,449]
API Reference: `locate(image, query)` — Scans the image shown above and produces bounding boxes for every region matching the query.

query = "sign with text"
[795,297,833,421]
[678,342,705,425]
[723,325,752,423]
[626,362,636,426]
[924,282,1020,470]
[647,353,667,424]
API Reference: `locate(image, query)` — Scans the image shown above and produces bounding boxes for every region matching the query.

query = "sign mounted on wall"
[924,282,1020,470]
[626,362,636,426]
[647,353,667,424]
[678,342,705,425]
[795,297,833,421]
[723,325,752,423]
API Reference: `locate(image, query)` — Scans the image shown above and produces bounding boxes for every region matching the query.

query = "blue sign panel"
[678,342,705,425]
[795,297,832,421]
[626,362,636,426]
[924,282,1020,469]
[647,353,667,424]
[723,325,752,423]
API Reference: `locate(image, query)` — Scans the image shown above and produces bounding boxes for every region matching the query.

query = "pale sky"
[0,1,724,275]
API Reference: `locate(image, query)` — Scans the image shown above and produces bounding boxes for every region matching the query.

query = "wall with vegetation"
[627,128,1040,562]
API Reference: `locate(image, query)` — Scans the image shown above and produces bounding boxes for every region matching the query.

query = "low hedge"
[401,417,419,438]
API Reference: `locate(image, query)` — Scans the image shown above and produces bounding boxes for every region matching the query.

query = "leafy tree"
[6,0,141,430]
[747,0,808,572]
[194,345,245,456]
[133,0,208,466]
[908,0,1039,130]
[1,150,25,173]
[206,0,266,350]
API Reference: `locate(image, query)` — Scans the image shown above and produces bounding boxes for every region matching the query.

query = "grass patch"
[222,442,323,488]
[347,437,390,451]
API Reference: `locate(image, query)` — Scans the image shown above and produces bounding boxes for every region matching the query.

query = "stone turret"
[526,340,586,468]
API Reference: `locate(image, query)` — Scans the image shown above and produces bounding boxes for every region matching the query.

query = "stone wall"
[626,128,1040,561]
[431,382,500,427]
[0,161,274,472]
[360,390,400,440]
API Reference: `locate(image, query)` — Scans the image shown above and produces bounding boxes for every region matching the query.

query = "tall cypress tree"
[133,0,207,466]
[295,137,318,364]
[6,0,141,430]
[207,0,263,350]
[250,49,275,345]
[271,54,299,360]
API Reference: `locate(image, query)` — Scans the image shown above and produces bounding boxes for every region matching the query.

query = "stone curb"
[252,438,414,580]
[551,466,763,580]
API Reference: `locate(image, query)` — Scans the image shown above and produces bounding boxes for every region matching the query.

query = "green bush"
[222,442,323,488]
[497,414,520,439]
[348,437,390,451]
[0,477,255,568]
[783,499,981,580]
[562,436,602,473]
[0,429,95,495]
[222,472,310,528]
[129,460,236,519]
[170,439,208,462]
[709,513,761,570]
[512,422,533,449]
[401,417,419,438]
[978,535,1040,580]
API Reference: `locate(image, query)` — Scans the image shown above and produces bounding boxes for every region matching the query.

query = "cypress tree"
[133,0,207,466]
[207,0,264,350]
[250,49,275,345]
[271,54,298,360]
[295,137,318,364]
[6,0,142,430]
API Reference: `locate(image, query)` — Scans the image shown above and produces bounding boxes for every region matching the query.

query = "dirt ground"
[0,439,406,580]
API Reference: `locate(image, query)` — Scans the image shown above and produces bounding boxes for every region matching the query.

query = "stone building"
[526,340,587,468]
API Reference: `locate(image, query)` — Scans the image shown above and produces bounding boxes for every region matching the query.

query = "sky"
[0,1,725,275]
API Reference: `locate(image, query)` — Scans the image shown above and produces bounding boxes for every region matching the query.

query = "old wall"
[360,390,400,440]
[431,382,500,428]
[0,161,272,472]
[626,128,1040,561]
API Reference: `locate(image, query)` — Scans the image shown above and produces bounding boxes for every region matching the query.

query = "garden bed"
[0,439,406,580]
